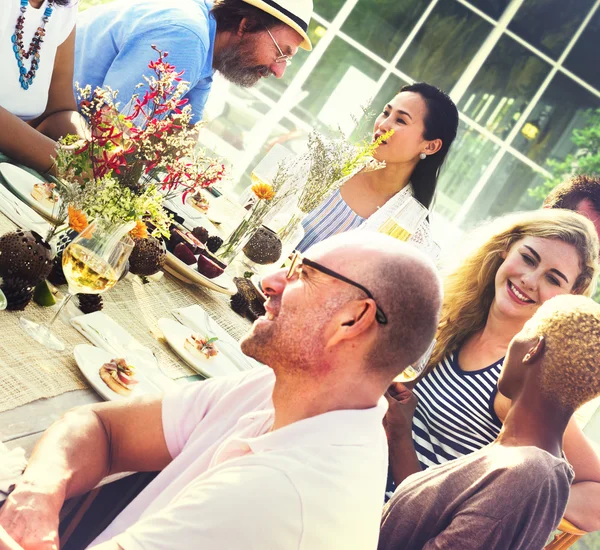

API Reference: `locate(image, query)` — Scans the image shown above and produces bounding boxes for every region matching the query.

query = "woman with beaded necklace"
[0,0,85,175]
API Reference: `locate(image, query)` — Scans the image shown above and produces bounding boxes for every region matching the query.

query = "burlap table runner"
[0,214,251,413]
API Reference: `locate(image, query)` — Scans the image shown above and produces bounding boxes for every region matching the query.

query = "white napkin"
[172,305,260,371]
[0,442,27,505]
[0,184,51,235]
[71,311,177,391]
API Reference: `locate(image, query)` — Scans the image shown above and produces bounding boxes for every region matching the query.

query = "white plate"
[74,344,164,402]
[172,304,259,371]
[164,251,236,295]
[158,318,244,378]
[0,163,62,221]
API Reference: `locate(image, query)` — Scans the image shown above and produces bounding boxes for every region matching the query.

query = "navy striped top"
[412,351,504,470]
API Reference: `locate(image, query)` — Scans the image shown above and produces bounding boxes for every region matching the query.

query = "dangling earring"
[419,153,427,160]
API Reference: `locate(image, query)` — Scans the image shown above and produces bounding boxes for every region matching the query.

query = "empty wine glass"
[20,220,135,351]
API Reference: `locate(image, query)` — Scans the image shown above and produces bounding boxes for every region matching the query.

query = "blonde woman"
[385,209,600,532]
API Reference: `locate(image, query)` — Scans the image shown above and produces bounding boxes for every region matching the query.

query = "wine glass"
[20,220,135,351]
[395,338,437,383]
[376,197,428,242]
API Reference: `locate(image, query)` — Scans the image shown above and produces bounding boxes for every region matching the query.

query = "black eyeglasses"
[286,251,388,325]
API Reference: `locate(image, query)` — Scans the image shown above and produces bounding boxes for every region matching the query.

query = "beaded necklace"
[11,0,54,90]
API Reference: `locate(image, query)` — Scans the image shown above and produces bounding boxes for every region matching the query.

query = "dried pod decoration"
[0,230,53,310]
[128,236,167,277]
[242,226,282,265]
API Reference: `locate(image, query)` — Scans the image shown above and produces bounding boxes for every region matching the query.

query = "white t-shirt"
[0,0,77,120]
[90,367,389,550]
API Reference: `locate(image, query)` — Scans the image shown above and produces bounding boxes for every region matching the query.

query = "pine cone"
[247,300,266,321]
[206,235,223,254]
[47,256,67,286]
[129,237,166,276]
[78,294,103,314]
[230,292,248,316]
[1,276,34,311]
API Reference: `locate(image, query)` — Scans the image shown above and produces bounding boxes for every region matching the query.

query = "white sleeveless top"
[0,0,77,120]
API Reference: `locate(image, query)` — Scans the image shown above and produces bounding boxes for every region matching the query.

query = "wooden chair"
[545,518,588,550]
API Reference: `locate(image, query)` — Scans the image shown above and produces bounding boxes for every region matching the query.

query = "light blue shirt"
[74,0,216,123]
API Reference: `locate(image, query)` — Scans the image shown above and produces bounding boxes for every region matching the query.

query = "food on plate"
[192,226,209,244]
[31,182,59,209]
[197,253,224,278]
[189,191,210,213]
[184,333,219,359]
[99,358,138,396]
[206,235,223,254]
[173,243,197,265]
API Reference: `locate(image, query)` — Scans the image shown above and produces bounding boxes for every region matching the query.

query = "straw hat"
[242,0,313,50]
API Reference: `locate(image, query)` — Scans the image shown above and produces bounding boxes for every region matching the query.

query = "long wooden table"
[0,211,251,455]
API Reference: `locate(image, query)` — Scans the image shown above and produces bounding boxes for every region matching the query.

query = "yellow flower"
[68,205,88,233]
[251,182,275,201]
[130,220,148,240]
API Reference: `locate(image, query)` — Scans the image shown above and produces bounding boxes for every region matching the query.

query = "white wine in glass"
[375,196,428,243]
[20,220,134,351]
[377,218,413,242]
[62,244,120,294]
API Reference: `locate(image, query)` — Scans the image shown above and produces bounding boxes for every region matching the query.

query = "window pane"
[465,0,509,19]
[458,35,551,139]
[341,0,428,62]
[348,74,410,141]
[511,73,600,166]
[465,154,545,227]
[291,37,385,135]
[314,0,345,22]
[564,8,600,90]
[434,119,500,222]
[398,1,492,92]
[509,0,595,59]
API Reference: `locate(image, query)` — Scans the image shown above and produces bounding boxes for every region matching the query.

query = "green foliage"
[528,108,600,204]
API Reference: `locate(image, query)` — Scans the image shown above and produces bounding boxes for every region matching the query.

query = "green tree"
[528,108,600,304]
[529,107,600,203]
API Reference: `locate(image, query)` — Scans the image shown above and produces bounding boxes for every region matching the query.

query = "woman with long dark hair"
[297,82,459,253]
[0,0,85,174]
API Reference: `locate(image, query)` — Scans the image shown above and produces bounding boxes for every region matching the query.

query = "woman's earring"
[419,153,427,160]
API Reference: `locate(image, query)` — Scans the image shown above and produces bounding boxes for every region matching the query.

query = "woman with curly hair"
[0,0,86,174]
[385,208,600,532]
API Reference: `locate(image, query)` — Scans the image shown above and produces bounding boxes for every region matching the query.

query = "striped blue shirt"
[296,185,435,255]
[297,189,365,252]
[412,352,503,470]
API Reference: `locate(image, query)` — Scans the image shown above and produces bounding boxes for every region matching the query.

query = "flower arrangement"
[218,165,295,262]
[275,129,393,240]
[295,129,392,215]
[48,46,226,242]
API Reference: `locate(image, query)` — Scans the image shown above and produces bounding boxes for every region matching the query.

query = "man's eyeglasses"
[286,252,388,325]
[265,27,292,66]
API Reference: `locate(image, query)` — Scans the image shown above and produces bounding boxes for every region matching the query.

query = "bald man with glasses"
[0,232,442,550]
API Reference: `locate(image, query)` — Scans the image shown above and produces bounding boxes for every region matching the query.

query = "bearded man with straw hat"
[74,0,313,123]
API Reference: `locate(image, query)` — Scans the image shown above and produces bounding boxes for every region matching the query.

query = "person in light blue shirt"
[74,0,313,124]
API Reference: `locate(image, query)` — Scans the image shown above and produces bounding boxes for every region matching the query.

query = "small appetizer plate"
[74,344,164,402]
[164,251,237,295]
[158,318,244,378]
[0,163,62,221]
[172,304,259,372]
